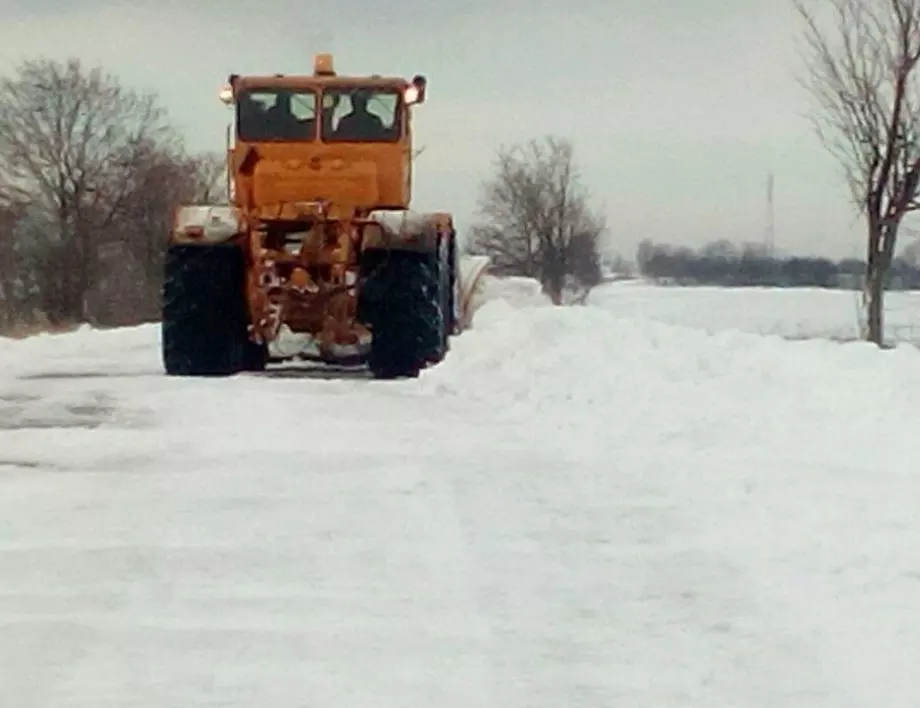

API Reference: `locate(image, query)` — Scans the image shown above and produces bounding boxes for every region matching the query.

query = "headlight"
[405,74,427,105]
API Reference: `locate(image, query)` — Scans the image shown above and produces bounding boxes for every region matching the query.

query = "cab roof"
[233,74,410,91]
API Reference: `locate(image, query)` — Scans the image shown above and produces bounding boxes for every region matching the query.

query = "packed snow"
[2,280,920,707]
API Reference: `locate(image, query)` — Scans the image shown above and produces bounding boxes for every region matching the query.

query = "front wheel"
[161,244,266,376]
[358,248,446,379]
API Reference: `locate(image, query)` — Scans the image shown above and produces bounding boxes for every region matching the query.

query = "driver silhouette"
[334,89,385,139]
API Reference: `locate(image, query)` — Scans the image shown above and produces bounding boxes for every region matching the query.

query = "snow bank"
[475,275,550,309]
[422,294,920,409]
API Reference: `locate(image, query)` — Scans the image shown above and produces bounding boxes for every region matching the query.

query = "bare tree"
[0,201,20,328]
[188,151,229,203]
[79,146,231,325]
[0,57,178,323]
[794,0,920,345]
[468,136,606,304]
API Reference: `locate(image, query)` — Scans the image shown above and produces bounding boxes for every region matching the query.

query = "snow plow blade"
[456,254,490,331]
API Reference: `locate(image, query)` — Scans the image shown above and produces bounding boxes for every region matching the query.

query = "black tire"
[446,233,459,336]
[161,243,267,376]
[358,247,445,379]
[432,234,452,361]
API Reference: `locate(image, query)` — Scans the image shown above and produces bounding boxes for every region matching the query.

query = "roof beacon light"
[314,53,336,76]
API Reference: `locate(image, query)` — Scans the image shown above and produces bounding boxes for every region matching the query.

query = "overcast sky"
[1,0,872,259]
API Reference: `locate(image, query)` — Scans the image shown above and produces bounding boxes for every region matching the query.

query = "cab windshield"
[236,88,317,141]
[321,87,401,142]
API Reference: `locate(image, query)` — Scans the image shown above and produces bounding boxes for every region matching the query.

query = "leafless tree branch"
[794,0,920,344]
[0,58,220,330]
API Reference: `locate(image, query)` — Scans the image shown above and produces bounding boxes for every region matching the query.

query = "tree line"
[0,58,223,334]
[635,239,920,290]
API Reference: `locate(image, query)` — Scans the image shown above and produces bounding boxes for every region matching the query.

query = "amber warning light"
[314,53,335,76]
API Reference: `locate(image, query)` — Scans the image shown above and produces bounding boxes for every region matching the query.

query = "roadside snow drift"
[2,284,920,707]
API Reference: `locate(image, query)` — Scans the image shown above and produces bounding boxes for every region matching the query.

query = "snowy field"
[590,280,920,345]
[2,281,920,706]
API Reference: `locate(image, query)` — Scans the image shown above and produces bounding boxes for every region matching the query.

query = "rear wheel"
[161,244,266,376]
[432,234,453,361]
[446,233,459,336]
[358,248,445,379]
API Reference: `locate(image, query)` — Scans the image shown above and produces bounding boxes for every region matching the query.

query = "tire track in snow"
[444,424,857,707]
[0,377,506,707]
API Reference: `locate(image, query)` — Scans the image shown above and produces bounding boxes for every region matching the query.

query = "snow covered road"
[2,283,920,706]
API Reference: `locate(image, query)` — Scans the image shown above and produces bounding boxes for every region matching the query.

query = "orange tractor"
[161,53,487,378]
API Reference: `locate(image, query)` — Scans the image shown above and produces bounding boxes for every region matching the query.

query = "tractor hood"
[247,150,380,211]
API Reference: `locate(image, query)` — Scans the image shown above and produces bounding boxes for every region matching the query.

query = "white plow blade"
[456,255,491,331]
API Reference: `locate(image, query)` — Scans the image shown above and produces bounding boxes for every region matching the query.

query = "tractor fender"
[170,204,242,245]
[364,210,452,254]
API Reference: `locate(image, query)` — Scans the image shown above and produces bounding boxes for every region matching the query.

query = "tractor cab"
[218,54,427,219]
